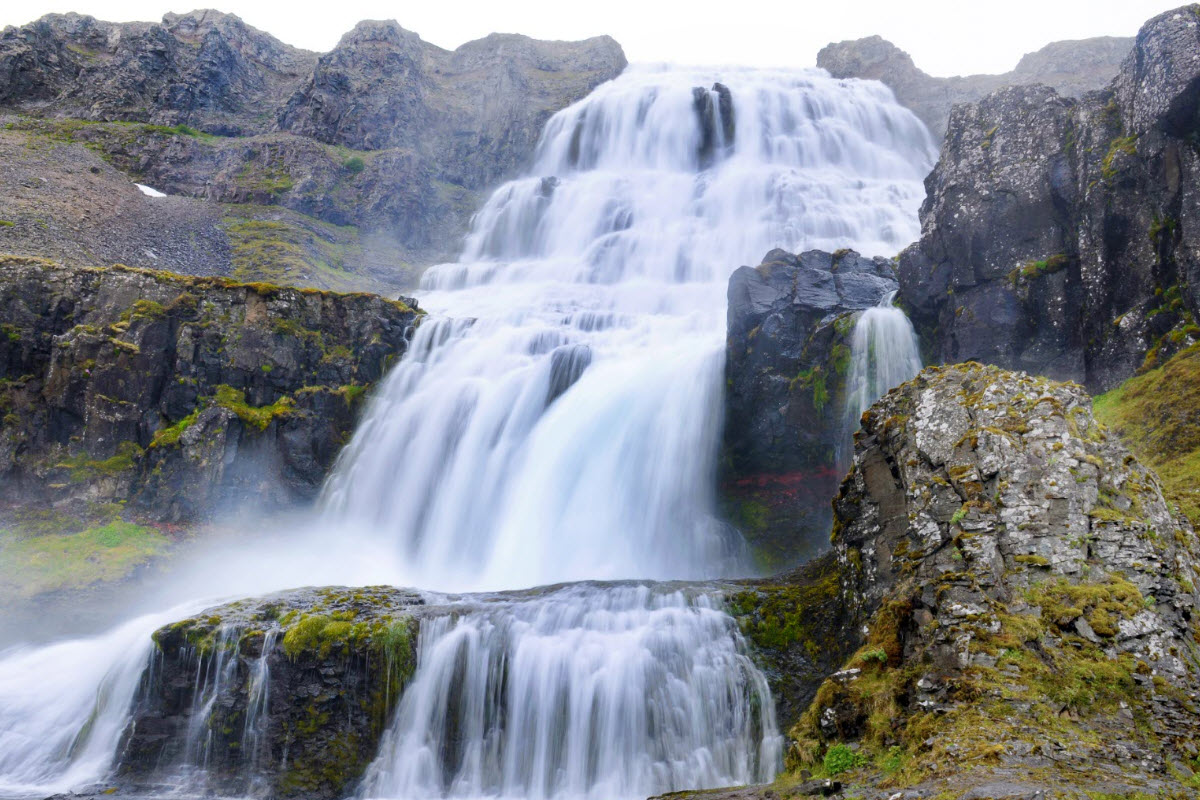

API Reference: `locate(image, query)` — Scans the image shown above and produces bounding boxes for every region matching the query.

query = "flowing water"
[0,63,935,800]
[843,290,924,448]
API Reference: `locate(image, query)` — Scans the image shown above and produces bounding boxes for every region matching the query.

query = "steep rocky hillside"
[0,256,417,607]
[721,248,898,570]
[818,34,1130,141]
[0,10,627,286]
[896,6,1200,394]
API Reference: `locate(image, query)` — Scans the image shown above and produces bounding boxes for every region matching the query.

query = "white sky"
[0,1,1182,77]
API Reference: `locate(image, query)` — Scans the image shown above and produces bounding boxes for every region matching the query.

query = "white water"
[843,290,924,434]
[0,64,935,799]
[321,64,935,590]
[361,587,780,800]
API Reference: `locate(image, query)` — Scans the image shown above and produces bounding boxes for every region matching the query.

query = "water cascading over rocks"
[0,65,935,800]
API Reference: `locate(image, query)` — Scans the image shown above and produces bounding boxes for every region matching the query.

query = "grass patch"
[213,385,294,431]
[1092,344,1200,525]
[53,441,143,482]
[223,215,368,291]
[0,521,169,598]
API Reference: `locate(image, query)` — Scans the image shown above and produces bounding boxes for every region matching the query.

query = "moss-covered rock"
[0,255,419,529]
[121,586,422,800]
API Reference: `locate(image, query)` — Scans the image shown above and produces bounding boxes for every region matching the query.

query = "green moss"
[0,220,14,228]
[0,520,169,598]
[1092,344,1200,525]
[1007,253,1070,285]
[54,441,143,482]
[728,563,840,655]
[151,409,200,448]
[213,385,294,431]
[343,156,366,174]
[223,215,368,291]
[1101,135,1138,181]
[823,743,866,775]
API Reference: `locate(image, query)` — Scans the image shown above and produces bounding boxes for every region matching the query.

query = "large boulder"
[897,6,1200,393]
[789,362,1200,796]
[722,248,898,570]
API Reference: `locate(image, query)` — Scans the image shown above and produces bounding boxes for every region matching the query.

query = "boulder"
[722,248,897,570]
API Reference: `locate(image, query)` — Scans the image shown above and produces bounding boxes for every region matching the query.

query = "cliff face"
[817,34,1130,141]
[0,256,417,524]
[722,248,899,570]
[897,6,1200,393]
[0,11,627,283]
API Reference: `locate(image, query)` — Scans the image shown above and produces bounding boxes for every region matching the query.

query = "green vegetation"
[1092,344,1200,525]
[823,743,866,775]
[1101,135,1138,181]
[151,409,200,448]
[223,214,372,291]
[0,519,169,598]
[0,220,14,228]
[343,156,366,174]
[727,559,841,657]
[1007,253,1070,285]
[213,385,294,431]
[53,441,143,482]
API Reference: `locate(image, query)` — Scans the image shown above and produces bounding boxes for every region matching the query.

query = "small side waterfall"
[359,586,780,800]
[844,290,923,433]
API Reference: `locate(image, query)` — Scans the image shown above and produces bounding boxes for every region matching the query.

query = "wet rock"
[722,248,897,569]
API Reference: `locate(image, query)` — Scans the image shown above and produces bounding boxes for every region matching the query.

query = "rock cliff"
[722,363,1200,797]
[0,11,627,283]
[897,6,1200,393]
[722,248,899,570]
[817,34,1130,141]
[0,255,417,525]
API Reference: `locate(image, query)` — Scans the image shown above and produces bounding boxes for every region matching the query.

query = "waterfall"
[843,290,923,433]
[0,64,935,798]
[320,64,936,591]
[360,586,780,800]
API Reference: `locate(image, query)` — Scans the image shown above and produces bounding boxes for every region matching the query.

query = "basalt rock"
[722,248,897,570]
[897,6,1200,393]
[0,255,418,523]
[817,33,1130,142]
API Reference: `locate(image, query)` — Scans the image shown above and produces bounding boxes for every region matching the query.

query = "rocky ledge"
[0,255,418,524]
[897,5,1200,393]
[721,248,898,571]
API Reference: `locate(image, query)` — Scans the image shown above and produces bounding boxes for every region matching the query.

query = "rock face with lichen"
[721,248,898,570]
[0,256,417,523]
[897,6,1200,392]
[786,362,1200,796]
[119,586,423,800]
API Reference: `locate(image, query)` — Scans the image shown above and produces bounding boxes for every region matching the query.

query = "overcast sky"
[0,1,1182,76]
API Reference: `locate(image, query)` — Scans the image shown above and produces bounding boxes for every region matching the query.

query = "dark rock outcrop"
[0,12,627,278]
[818,33,1131,141]
[0,256,418,523]
[722,248,897,570]
[120,586,423,800]
[897,6,1200,393]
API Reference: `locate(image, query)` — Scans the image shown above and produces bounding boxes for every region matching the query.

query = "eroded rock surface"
[897,6,1200,392]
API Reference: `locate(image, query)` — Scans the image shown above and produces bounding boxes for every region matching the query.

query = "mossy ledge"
[0,255,419,541]
[129,586,424,800]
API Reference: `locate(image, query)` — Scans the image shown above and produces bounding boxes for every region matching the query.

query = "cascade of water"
[0,64,935,799]
[360,586,780,800]
[843,290,923,437]
[241,629,278,781]
[321,65,936,591]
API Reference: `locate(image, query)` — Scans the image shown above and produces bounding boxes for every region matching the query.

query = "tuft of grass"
[213,385,294,431]
[1093,344,1200,525]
